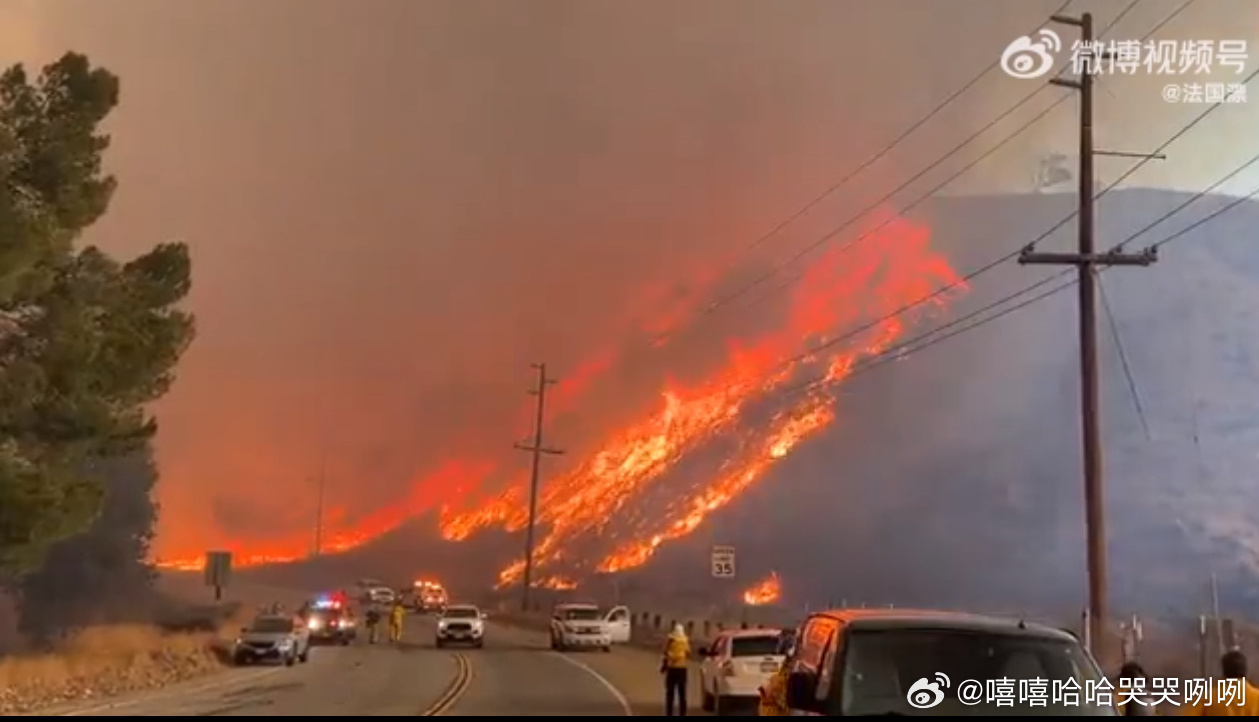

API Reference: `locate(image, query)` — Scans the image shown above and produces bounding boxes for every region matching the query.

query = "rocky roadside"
[0,630,231,715]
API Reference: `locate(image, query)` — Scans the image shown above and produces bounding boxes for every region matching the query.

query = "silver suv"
[232,614,311,666]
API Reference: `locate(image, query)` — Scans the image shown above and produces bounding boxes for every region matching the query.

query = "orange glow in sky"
[156,208,963,583]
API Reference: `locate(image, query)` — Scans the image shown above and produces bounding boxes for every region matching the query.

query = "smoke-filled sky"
[1,0,1255,566]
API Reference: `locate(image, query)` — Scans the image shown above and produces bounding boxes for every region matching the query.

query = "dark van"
[781,608,1117,716]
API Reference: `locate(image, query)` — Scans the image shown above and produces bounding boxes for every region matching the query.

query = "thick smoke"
[7,0,1255,612]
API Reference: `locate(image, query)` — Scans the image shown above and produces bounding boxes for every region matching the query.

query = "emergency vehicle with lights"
[413,579,448,613]
[300,592,357,645]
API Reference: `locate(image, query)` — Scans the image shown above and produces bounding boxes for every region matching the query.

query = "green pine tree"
[0,52,195,575]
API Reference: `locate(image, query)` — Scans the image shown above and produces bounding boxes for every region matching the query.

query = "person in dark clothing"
[665,668,688,716]
[1222,650,1247,679]
[1116,661,1157,716]
[662,623,691,715]
[1184,650,1259,715]
[364,605,382,644]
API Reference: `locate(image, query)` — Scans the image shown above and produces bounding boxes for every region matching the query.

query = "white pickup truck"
[549,603,631,652]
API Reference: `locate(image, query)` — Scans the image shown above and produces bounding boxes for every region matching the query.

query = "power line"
[704,85,1067,316]
[707,0,1198,333]
[770,172,1259,400]
[1091,144,1259,447]
[1111,151,1259,252]
[776,274,1077,398]
[1097,272,1150,441]
[1143,184,1259,253]
[787,129,1259,405]
[692,0,1147,322]
[738,59,1257,396]
[725,0,1077,262]
[764,121,1259,400]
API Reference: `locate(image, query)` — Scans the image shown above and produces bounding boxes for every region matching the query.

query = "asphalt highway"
[36,616,672,717]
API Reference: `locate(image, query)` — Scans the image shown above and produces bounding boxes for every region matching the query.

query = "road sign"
[204,550,232,600]
[711,545,736,578]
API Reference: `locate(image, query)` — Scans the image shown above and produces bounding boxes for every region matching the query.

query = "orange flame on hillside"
[743,572,782,606]
[537,575,578,591]
[155,208,963,584]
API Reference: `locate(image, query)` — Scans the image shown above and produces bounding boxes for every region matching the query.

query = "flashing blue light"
[313,597,340,609]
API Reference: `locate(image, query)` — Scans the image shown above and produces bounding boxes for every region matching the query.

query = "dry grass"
[0,614,243,714]
[0,573,302,714]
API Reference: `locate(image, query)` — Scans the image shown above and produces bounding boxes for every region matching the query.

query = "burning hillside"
[159,207,962,581]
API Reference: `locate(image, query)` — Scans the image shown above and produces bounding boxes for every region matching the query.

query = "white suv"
[550,603,613,652]
[699,628,785,715]
[435,604,485,648]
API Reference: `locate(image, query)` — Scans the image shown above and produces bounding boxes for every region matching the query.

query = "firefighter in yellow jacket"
[759,627,798,715]
[661,623,691,715]
[760,665,790,715]
[387,600,406,643]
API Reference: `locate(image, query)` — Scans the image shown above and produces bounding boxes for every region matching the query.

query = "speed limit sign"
[711,545,736,578]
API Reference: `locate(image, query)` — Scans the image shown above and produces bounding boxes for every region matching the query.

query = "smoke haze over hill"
[1,1,1256,616]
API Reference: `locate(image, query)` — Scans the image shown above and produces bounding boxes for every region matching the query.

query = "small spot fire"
[742,571,782,606]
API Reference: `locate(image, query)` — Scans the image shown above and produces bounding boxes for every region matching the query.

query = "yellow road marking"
[419,652,472,716]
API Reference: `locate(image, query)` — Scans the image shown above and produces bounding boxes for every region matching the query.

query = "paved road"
[488,612,714,716]
[39,619,460,716]
[440,621,632,716]
[34,616,664,717]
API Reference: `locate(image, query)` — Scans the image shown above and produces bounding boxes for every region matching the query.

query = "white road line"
[550,652,633,716]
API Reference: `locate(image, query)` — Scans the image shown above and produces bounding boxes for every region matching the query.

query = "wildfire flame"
[537,575,578,591]
[743,572,782,606]
[155,208,964,586]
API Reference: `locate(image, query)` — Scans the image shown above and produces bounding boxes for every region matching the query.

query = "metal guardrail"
[490,597,1253,679]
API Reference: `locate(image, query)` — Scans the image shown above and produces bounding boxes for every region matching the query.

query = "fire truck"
[412,579,448,614]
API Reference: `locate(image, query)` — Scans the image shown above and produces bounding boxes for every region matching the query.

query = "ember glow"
[743,572,782,606]
[156,208,963,583]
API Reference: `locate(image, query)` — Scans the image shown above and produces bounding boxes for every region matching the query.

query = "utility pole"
[1019,11,1158,665]
[313,448,327,557]
[515,363,563,611]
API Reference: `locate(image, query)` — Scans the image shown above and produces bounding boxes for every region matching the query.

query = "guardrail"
[493,607,791,651]
[488,598,1259,679]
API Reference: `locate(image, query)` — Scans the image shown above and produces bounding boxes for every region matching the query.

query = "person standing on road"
[1115,661,1157,716]
[388,600,406,643]
[759,627,798,716]
[364,604,382,644]
[661,622,691,716]
[1185,650,1259,716]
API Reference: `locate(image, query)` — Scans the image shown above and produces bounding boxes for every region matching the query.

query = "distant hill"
[732,187,1259,618]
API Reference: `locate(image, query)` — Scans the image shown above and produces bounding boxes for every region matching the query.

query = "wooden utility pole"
[1018,11,1158,664]
[313,448,327,557]
[515,363,563,611]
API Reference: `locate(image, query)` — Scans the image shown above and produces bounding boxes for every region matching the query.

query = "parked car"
[233,614,311,666]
